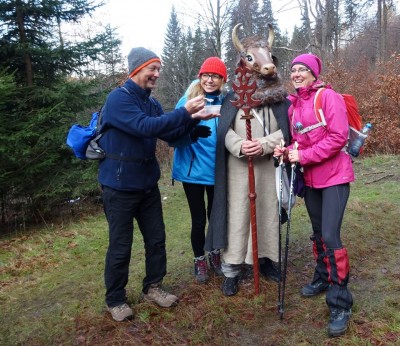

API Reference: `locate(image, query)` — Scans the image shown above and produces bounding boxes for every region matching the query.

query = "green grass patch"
[0,155,399,345]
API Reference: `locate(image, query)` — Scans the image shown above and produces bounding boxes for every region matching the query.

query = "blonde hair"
[187,79,225,100]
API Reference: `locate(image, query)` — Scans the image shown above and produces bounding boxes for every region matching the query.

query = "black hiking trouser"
[304,183,353,311]
[182,182,214,258]
[102,185,167,308]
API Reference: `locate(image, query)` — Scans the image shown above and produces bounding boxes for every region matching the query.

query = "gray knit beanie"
[128,47,160,77]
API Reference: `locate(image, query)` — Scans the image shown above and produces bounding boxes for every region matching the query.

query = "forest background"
[0,0,399,233]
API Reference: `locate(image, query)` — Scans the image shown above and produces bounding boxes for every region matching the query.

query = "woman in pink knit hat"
[170,57,227,284]
[274,53,354,337]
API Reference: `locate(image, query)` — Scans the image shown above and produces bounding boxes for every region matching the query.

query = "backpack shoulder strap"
[120,86,161,115]
[149,97,161,115]
[97,86,131,136]
[120,86,130,95]
[96,106,105,135]
[314,87,327,125]
[292,88,327,135]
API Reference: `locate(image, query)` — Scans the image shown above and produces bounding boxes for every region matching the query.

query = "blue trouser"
[102,185,166,307]
[304,184,353,311]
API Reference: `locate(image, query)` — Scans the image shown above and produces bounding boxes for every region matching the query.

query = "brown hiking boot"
[142,283,179,308]
[107,303,133,322]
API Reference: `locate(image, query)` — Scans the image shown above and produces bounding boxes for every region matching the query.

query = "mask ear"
[272,55,279,67]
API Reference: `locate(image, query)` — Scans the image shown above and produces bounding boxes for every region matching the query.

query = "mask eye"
[246,55,253,62]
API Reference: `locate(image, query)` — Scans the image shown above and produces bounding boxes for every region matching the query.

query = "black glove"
[190,125,212,142]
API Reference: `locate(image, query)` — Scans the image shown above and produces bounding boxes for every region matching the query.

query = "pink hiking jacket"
[288,82,355,188]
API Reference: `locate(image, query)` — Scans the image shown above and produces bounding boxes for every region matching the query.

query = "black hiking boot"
[239,263,253,282]
[221,276,239,296]
[301,279,330,297]
[328,308,352,337]
[259,258,280,283]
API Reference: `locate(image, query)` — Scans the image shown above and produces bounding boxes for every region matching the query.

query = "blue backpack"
[66,107,104,160]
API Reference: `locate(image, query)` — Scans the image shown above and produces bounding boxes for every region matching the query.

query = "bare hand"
[192,111,220,120]
[241,139,263,157]
[288,149,299,163]
[273,144,286,157]
[185,95,205,115]
[185,95,221,120]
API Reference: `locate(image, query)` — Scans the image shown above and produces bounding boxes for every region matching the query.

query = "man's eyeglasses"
[201,73,222,82]
[290,68,310,74]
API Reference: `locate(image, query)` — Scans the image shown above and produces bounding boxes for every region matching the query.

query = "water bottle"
[348,123,372,157]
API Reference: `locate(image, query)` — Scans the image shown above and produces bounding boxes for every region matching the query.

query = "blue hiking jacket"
[171,81,224,185]
[98,79,198,191]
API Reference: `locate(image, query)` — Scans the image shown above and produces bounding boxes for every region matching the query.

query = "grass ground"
[0,155,399,345]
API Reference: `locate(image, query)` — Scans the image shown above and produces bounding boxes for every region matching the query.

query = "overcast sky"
[96,0,301,58]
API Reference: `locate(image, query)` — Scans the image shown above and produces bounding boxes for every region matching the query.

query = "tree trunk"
[57,17,64,48]
[382,0,387,61]
[333,0,339,59]
[321,0,329,61]
[300,0,314,51]
[377,0,382,62]
[16,2,33,86]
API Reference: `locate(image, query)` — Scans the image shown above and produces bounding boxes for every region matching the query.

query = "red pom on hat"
[198,57,227,81]
[291,54,322,79]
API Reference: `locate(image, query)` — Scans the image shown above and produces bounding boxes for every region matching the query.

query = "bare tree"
[377,0,390,61]
[182,0,238,57]
[296,0,315,51]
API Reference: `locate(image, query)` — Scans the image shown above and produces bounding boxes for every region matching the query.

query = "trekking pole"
[275,139,285,315]
[279,141,298,320]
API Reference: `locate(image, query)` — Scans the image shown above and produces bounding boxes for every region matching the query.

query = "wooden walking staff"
[231,59,262,295]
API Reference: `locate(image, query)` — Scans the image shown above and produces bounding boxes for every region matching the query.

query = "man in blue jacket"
[99,47,217,322]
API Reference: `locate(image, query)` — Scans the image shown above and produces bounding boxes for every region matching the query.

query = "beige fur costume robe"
[205,91,291,267]
[224,107,283,264]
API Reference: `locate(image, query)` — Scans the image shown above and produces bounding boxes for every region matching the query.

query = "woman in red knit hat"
[170,57,227,284]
